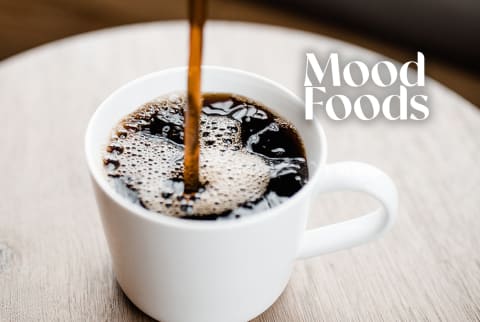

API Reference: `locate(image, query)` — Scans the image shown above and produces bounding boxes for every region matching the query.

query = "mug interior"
[85,66,327,227]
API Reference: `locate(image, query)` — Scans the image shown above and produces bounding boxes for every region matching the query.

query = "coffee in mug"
[103,93,309,220]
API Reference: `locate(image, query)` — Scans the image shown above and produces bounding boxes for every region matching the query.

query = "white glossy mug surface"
[85,66,398,322]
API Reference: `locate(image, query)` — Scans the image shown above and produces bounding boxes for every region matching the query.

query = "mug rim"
[85,65,328,230]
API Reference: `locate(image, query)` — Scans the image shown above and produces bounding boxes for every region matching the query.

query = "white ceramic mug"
[85,66,397,322]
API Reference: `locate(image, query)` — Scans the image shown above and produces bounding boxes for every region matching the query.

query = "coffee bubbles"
[104,93,308,220]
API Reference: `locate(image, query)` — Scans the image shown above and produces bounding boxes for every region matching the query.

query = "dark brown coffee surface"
[104,93,308,220]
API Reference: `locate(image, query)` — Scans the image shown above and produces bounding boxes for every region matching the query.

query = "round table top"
[1,21,479,321]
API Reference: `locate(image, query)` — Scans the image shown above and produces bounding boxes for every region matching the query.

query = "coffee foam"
[104,95,270,217]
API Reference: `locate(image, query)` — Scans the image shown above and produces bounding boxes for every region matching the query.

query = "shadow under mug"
[85,66,398,322]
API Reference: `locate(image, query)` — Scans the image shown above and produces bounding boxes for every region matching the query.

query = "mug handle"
[297,161,398,259]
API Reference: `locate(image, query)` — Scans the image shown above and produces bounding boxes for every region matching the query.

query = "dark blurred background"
[0,0,479,105]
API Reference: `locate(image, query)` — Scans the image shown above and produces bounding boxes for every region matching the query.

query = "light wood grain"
[0,22,479,321]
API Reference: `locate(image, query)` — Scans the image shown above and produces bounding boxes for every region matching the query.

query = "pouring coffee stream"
[184,0,206,193]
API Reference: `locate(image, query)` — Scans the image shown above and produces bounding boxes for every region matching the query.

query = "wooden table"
[1,21,479,321]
